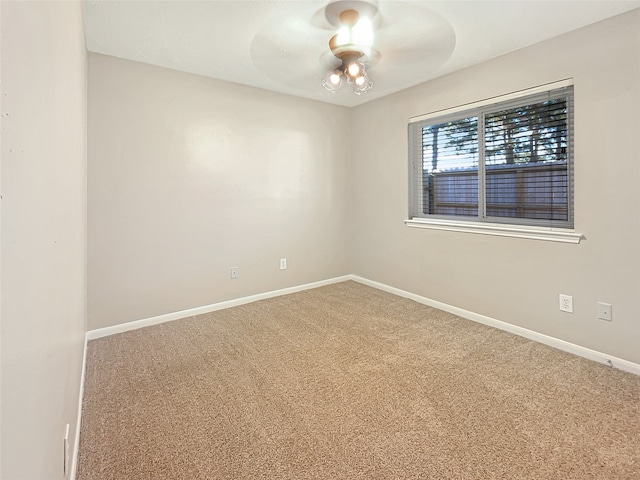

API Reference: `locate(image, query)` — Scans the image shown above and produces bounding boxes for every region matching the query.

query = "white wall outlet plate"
[64,423,70,476]
[559,294,573,313]
[597,302,612,321]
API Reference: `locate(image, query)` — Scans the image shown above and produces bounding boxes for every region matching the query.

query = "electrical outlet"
[559,294,573,313]
[597,302,612,321]
[280,258,287,270]
[230,267,239,279]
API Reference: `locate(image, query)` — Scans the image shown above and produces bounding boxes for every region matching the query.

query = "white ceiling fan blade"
[366,2,457,81]
[249,2,333,90]
[250,33,325,88]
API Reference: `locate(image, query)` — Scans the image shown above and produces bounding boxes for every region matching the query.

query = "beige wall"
[0,4,636,477]
[88,54,351,329]
[350,9,640,364]
[87,10,639,364]
[1,1,87,478]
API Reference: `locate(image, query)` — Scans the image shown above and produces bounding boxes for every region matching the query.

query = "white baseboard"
[86,275,352,340]
[72,273,640,476]
[70,334,88,479]
[84,273,640,376]
[350,275,640,376]
[73,273,639,478]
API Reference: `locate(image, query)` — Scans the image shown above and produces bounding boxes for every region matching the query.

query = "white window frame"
[405,79,583,244]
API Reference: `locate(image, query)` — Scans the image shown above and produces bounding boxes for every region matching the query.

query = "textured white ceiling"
[82,0,640,108]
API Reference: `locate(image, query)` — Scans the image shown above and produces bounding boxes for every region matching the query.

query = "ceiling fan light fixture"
[353,72,373,95]
[330,72,343,85]
[321,6,376,95]
[346,61,362,79]
[333,12,373,50]
[351,16,373,48]
[335,25,351,47]
[321,68,345,93]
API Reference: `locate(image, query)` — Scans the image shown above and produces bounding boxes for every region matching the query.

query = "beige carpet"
[77,281,640,479]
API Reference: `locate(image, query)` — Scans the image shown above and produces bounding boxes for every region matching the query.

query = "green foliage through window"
[409,84,574,228]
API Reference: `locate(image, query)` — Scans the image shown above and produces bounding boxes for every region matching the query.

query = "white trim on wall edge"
[86,275,352,340]
[350,275,640,376]
[73,273,639,473]
[404,219,583,244]
[409,79,574,124]
[84,274,639,376]
[70,335,88,480]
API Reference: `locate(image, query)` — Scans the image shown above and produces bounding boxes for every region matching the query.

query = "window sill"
[404,218,584,244]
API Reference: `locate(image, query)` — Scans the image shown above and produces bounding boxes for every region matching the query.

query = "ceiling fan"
[321,2,379,95]
[249,1,456,102]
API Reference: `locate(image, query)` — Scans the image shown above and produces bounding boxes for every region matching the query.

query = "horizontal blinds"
[421,117,479,217]
[408,82,574,228]
[484,96,569,222]
[409,78,573,124]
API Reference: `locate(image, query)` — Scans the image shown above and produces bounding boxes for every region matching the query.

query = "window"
[408,81,575,239]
